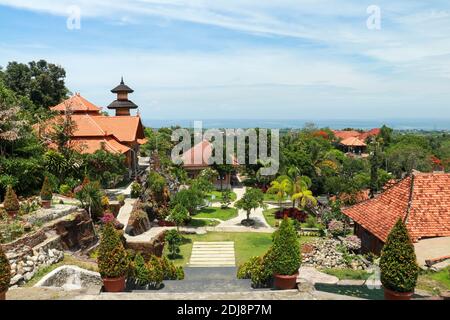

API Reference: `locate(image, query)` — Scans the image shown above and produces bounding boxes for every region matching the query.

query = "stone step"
[131,279,253,293]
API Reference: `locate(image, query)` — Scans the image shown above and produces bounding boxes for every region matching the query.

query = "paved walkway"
[214,187,275,233]
[189,242,235,267]
[414,236,450,267]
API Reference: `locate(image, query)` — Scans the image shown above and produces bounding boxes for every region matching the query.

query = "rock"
[48,249,55,258]
[23,266,33,273]
[298,266,339,285]
[23,272,35,282]
[10,263,17,270]
[430,260,450,272]
[26,260,34,267]
[297,278,315,293]
[10,274,23,285]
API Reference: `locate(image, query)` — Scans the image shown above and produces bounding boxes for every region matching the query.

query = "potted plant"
[380,218,419,300]
[0,245,11,300]
[3,186,20,218]
[40,176,53,209]
[268,217,301,289]
[97,223,129,292]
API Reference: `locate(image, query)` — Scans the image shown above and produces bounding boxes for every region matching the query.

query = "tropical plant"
[146,255,164,288]
[75,181,103,220]
[267,177,291,210]
[234,188,266,223]
[40,176,53,201]
[97,223,129,279]
[59,184,72,196]
[130,182,142,199]
[0,244,11,292]
[220,190,232,208]
[267,217,301,276]
[290,176,317,209]
[3,185,19,211]
[165,229,183,259]
[379,218,419,293]
[133,253,150,286]
[168,204,189,231]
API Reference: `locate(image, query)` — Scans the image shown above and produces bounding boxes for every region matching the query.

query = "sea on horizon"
[142,118,450,131]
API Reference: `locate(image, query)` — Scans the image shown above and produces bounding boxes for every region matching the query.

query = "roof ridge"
[85,114,106,135]
[403,173,415,225]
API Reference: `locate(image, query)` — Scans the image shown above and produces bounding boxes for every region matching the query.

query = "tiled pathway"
[189,242,236,267]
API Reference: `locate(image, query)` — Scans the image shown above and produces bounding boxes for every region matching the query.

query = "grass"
[263,193,287,202]
[321,268,372,280]
[163,231,315,267]
[25,253,98,287]
[187,219,220,228]
[417,267,450,295]
[194,207,238,221]
[207,190,237,202]
[262,208,278,227]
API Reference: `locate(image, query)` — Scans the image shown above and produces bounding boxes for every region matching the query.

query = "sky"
[0,0,450,121]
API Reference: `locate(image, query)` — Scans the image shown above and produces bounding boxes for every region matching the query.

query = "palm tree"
[267,177,291,211]
[291,176,317,209]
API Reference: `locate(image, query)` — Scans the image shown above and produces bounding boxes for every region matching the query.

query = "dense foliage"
[267,218,301,276]
[165,229,183,258]
[379,219,419,293]
[3,185,19,211]
[0,245,11,292]
[40,176,53,200]
[234,188,266,221]
[97,223,129,279]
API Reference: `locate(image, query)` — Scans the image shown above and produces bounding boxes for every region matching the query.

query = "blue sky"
[0,0,450,121]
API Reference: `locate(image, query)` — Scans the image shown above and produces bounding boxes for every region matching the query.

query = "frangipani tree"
[235,188,266,224]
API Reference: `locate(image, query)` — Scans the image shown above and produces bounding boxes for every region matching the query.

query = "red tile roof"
[70,137,130,154]
[50,94,102,113]
[343,172,450,242]
[339,137,367,147]
[333,128,380,142]
[181,140,238,168]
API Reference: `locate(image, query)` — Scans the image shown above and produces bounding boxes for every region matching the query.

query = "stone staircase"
[189,242,235,267]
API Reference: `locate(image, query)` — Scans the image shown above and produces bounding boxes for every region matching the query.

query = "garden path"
[188,241,235,267]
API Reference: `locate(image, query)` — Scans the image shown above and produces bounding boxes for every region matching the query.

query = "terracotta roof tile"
[343,172,450,242]
[50,94,102,113]
[339,137,367,147]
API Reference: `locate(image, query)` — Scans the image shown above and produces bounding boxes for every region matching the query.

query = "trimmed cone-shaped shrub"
[380,218,419,293]
[3,186,19,212]
[97,223,129,278]
[133,253,150,286]
[40,176,53,201]
[269,217,301,276]
[0,245,11,293]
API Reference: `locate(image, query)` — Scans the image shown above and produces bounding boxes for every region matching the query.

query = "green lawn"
[263,193,287,202]
[194,207,238,221]
[163,231,315,267]
[321,268,372,280]
[208,190,237,202]
[187,218,220,228]
[262,208,278,227]
[417,267,450,294]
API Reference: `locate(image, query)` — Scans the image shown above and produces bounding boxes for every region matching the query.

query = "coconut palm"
[267,177,291,211]
[291,177,317,209]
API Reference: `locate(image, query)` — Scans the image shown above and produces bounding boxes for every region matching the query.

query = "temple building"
[39,78,147,178]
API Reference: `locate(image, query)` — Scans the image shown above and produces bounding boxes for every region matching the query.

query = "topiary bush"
[0,245,11,293]
[268,217,301,276]
[165,229,183,259]
[3,186,19,212]
[133,253,150,286]
[237,255,272,288]
[380,218,419,293]
[97,223,129,279]
[130,182,143,199]
[40,176,53,201]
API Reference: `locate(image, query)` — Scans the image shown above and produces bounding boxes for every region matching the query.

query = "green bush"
[3,185,19,211]
[165,229,183,259]
[160,256,184,280]
[268,217,301,276]
[176,266,185,280]
[237,254,273,288]
[0,245,11,292]
[380,218,419,293]
[130,182,143,199]
[97,223,129,278]
[133,253,150,286]
[305,215,318,228]
[59,184,71,196]
[168,204,189,231]
[40,176,53,201]
[146,255,164,288]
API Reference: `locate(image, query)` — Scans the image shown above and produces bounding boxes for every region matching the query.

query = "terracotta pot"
[102,276,126,292]
[6,210,18,218]
[274,273,299,290]
[0,290,6,300]
[41,199,51,209]
[384,287,413,300]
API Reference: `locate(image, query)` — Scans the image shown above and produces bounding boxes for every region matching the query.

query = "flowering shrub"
[328,219,344,237]
[101,212,115,224]
[343,235,361,252]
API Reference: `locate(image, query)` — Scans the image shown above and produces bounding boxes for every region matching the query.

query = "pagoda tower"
[107,77,138,116]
